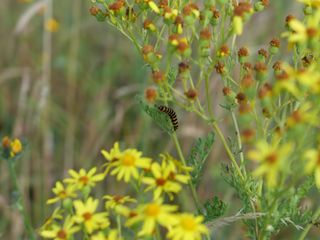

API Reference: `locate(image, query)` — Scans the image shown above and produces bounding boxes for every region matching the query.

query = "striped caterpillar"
[157,105,179,131]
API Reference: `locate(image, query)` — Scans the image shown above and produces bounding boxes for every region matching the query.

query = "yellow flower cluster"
[41,142,208,240]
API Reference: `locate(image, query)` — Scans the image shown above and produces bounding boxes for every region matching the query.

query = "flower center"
[57,230,67,239]
[58,190,67,198]
[265,153,277,165]
[181,216,197,231]
[82,212,92,221]
[122,154,136,166]
[79,176,89,185]
[145,203,160,217]
[156,178,166,186]
[113,195,124,203]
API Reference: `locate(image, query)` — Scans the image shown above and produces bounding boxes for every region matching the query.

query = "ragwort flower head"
[64,167,105,190]
[73,197,110,234]
[126,199,178,236]
[47,181,77,204]
[167,213,209,240]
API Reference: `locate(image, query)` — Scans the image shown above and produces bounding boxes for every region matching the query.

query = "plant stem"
[172,133,202,213]
[7,160,35,240]
[299,207,320,240]
[117,215,122,238]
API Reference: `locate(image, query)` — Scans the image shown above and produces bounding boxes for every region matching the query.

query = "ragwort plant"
[34,0,320,239]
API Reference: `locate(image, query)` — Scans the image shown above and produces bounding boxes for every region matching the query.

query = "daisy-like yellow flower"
[142,159,189,200]
[282,10,320,44]
[90,229,122,240]
[40,216,79,240]
[304,148,320,188]
[73,197,110,234]
[47,181,77,204]
[64,167,105,189]
[110,148,151,182]
[286,102,318,128]
[247,140,293,188]
[298,0,320,7]
[126,200,178,236]
[45,18,59,33]
[104,195,136,212]
[10,138,23,156]
[101,142,122,174]
[41,208,64,230]
[167,213,209,240]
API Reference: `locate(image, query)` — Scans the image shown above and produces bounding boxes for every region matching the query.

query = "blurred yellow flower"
[233,16,243,35]
[126,200,178,236]
[104,194,136,212]
[142,160,189,200]
[248,140,293,187]
[298,0,320,7]
[40,215,79,240]
[90,229,122,240]
[73,197,110,234]
[11,138,23,156]
[45,18,59,33]
[47,181,77,204]
[286,102,318,128]
[64,167,105,189]
[101,142,122,174]
[167,213,209,240]
[304,148,320,188]
[110,148,151,182]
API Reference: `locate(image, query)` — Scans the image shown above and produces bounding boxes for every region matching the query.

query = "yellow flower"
[282,11,320,44]
[64,167,105,189]
[45,18,59,33]
[167,213,209,240]
[126,200,178,236]
[104,194,136,213]
[304,148,320,188]
[247,140,292,187]
[286,102,318,128]
[148,1,160,14]
[47,181,77,204]
[298,0,320,7]
[90,229,122,240]
[11,138,23,156]
[110,148,151,182]
[142,159,189,200]
[41,208,64,230]
[73,197,110,234]
[233,16,243,35]
[101,142,122,174]
[40,215,79,240]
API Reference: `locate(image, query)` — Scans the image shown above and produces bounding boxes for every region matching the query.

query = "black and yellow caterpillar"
[157,105,179,131]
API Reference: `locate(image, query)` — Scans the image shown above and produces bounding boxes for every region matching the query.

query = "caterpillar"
[157,105,179,131]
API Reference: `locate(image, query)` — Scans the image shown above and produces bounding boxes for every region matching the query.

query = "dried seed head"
[238,102,252,114]
[241,128,255,142]
[185,88,198,100]
[269,38,280,48]
[238,47,249,57]
[178,62,190,73]
[236,92,247,103]
[200,28,211,40]
[215,62,225,74]
[145,88,157,102]
[254,62,267,73]
[89,6,100,16]
[142,45,154,55]
[243,62,253,72]
[241,74,254,88]
[222,87,232,96]
[2,136,11,149]
[258,48,268,59]
[218,44,230,57]
[272,61,282,71]
[258,83,272,98]
[152,70,165,83]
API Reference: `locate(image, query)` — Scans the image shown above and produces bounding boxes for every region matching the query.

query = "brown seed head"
[2,136,11,149]
[238,47,249,57]
[258,48,268,58]
[185,88,198,100]
[215,62,225,74]
[89,6,100,16]
[254,62,267,73]
[178,62,190,73]
[145,88,157,102]
[222,87,232,96]
[270,38,280,48]
[272,61,282,71]
[236,92,247,103]
[200,28,211,40]
[241,74,254,88]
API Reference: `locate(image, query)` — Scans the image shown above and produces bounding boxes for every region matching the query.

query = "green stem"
[172,133,202,213]
[7,160,35,240]
[299,207,320,240]
[117,215,122,238]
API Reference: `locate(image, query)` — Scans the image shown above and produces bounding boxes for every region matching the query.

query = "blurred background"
[1,0,314,239]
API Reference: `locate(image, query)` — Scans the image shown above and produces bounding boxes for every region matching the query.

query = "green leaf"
[167,67,177,86]
[187,132,215,187]
[203,196,227,222]
[136,95,174,135]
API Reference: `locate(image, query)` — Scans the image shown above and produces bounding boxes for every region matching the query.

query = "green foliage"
[167,67,177,86]
[136,95,175,134]
[187,132,215,188]
[203,196,227,223]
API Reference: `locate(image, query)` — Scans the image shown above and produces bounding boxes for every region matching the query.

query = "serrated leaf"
[203,196,227,222]
[187,132,215,187]
[167,67,177,86]
[136,95,174,135]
